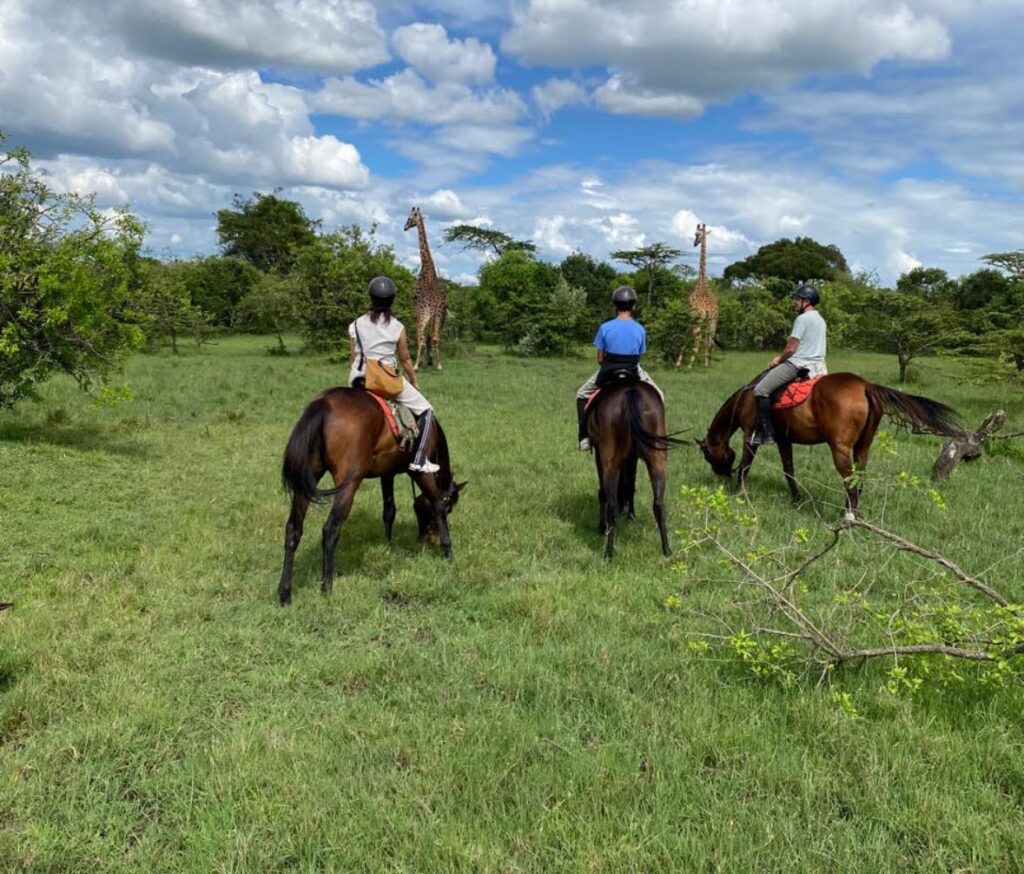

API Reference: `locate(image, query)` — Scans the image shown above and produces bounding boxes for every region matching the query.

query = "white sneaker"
[409,460,441,474]
[578,438,591,452]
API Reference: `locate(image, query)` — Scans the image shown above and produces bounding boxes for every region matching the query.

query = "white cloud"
[280,136,369,188]
[392,23,496,84]
[532,78,589,117]
[110,0,388,73]
[417,189,475,220]
[312,70,526,127]
[593,75,703,119]
[503,0,954,115]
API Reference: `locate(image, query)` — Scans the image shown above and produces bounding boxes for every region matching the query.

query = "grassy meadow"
[3,336,1024,872]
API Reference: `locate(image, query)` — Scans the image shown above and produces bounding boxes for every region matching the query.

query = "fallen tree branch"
[932,409,1006,481]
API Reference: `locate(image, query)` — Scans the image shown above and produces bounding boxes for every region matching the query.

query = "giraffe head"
[404,206,422,232]
[693,223,706,247]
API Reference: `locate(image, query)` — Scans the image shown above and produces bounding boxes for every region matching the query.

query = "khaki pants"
[350,369,433,415]
[576,367,664,401]
[753,361,800,398]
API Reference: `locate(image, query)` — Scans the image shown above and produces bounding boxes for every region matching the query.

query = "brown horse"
[698,373,962,513]
[278,387,465,605]
[587,377,686,559]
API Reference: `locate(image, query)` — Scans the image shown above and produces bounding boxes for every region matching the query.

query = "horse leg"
[278,493,310,605]
[602,467,621,560]
[777,439,800,504]
[322,479,361,593]
[381,475,396,544]
[828,444,858,517]
[594,450,606,533]
[646,452,670,556]
[621,456,638,520]
[737,436,759,491]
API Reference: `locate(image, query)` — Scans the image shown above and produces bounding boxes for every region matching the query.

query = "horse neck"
[706,387,745,445]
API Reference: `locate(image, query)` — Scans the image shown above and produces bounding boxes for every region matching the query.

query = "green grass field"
[3,337,1024,872]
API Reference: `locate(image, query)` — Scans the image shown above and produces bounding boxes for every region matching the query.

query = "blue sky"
[2,0,1021,285]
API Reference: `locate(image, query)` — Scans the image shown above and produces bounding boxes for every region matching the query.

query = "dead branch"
[842,516,1011,609]
[932,409,1006,481]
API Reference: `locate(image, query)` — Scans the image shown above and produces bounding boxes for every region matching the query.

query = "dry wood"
[932,409,1006,481]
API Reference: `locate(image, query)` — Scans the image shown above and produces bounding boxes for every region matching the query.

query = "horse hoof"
[279,594,291,606]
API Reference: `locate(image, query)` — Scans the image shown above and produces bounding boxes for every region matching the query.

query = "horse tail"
[865,383,964,438]
[626,386,690,453]
[281,395,344,503]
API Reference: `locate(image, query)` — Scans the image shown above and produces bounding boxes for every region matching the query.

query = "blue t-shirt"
[594,318,646,356]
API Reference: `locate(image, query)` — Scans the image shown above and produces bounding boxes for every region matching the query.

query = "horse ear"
[695,438,706,448]
[455,480,469,492]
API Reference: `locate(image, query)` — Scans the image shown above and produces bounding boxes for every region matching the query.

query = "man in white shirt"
[750,284,827,445]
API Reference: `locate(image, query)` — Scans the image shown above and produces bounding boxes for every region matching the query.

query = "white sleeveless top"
[348,313,405,383]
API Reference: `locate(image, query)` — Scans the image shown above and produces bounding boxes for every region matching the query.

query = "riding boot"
[576,397,591,451]
[409,410,441,474]
[750,396,776,445]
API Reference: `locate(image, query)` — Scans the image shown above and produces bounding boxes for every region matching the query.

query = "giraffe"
[403,206,448,371]
[677,222,718,368]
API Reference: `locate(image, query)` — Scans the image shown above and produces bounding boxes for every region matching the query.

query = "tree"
[184,256,260,328]
[291,226,415,351]
[853,289,957,382]
[442,224,536,257]
[981,250,1024,281]
[136,260,209,354]
[609,242,682,309]
[476,249,567,353]
[559,251,618,322]
[723,237,848,286]
[236,273,302,354]
[1,137,145,407]
[216,190,319,273]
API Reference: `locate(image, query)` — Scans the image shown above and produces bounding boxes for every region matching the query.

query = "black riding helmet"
[368,275,397,303]
[612,285,637,305]
[792,284,821,306]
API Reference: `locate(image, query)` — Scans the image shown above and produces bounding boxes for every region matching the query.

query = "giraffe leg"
[688,320,702,368]
[431,304,447,371]
[413,305,431,372]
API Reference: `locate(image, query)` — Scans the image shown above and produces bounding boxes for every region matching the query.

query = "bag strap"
[353,320,366,369]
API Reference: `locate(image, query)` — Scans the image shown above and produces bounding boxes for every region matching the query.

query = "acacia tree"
[723,237,848,286]
[610,242,682,309]
[1,137,145,407]
[442,224,536,257]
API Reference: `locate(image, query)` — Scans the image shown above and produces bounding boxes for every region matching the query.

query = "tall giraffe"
[678,222,718,368]
[403,206,448,371]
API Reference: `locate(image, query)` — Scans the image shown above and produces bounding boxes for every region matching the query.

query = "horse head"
[697,436,735,478]
[414,480,467,543]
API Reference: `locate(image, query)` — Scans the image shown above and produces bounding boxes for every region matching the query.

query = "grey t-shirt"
[788,310,827,373]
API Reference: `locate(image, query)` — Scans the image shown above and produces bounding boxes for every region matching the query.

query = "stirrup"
[409,459,440,474]
[749,429,775,446]
[578,438,592,452]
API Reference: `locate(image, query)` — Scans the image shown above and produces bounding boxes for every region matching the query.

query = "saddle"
[771,369,822,410]
[360,386,419,451]
[585,367,640,413]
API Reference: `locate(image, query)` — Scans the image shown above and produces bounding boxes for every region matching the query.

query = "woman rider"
[348,276,440,473]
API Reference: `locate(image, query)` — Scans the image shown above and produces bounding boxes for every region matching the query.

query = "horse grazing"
[278,387,465,605]
[697,372,962,513]
[587,377,686,559]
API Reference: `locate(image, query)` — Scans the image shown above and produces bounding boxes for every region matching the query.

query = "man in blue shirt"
[575,285,664,451]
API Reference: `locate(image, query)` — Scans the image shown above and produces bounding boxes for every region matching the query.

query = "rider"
[750,283,827,445]
[348,276,440,473]
[575,285,664,452]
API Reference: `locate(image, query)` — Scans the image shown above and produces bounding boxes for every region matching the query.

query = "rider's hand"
[770,356,781,366]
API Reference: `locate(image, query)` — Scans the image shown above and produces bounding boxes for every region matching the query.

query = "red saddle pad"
[773,376,823,410]
[366,391,401,438]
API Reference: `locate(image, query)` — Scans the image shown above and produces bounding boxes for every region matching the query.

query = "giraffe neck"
[416,218,436,279]
[698,230,707,286]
